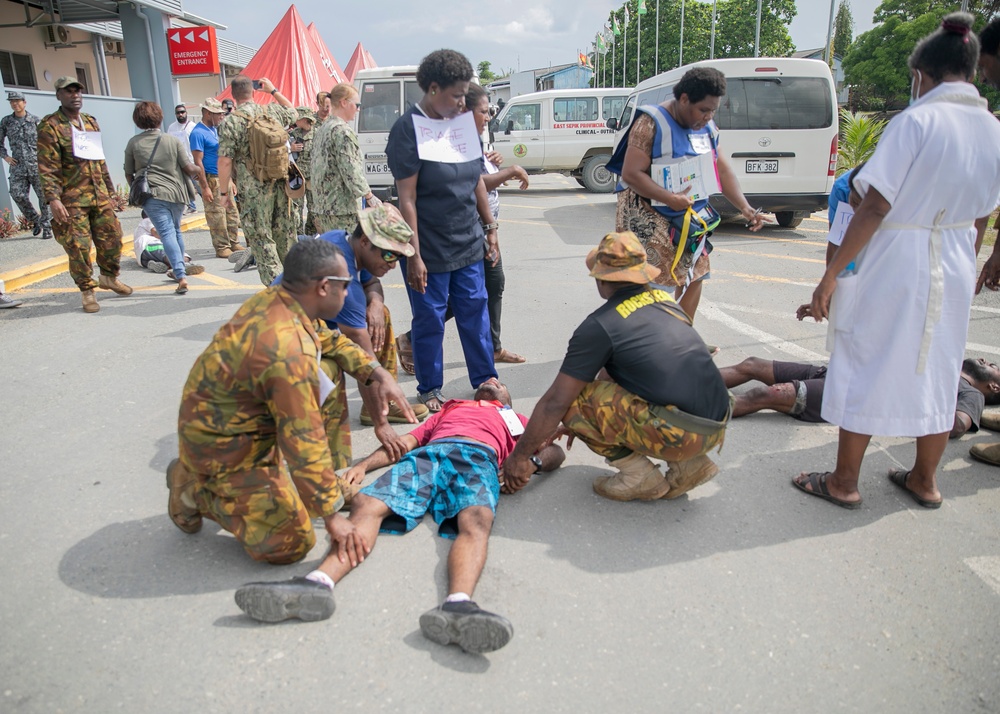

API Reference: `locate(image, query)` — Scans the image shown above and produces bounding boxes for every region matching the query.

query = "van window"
[358,82,400,133]
[619,86,674,131]
[603,96,626,120]
[504,103,541,131]
[553,97,598,122]
[404,81,422,113]
[715,78,833,131]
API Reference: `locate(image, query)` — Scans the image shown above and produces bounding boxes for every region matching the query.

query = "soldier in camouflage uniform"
[289,107,317,234]
[501,232,733,502]
[1,91,52,239]
[311,83,380,233]
[36,77,130,314]
[217,75,298,286]
[167,239,414,565]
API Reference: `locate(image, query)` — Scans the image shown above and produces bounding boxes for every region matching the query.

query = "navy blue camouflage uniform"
[0,110,51,236]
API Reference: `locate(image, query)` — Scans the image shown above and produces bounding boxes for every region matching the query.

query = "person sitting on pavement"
[233,378,565,655]
[271,204,431,470]
[166,239,416,568]
[719,356,998,438]
[132,211,201,277]
[500,231,732,501]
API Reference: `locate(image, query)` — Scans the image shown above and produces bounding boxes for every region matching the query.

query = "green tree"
[477,61,497,83]
[833,0,855,56]
[837,109,887,174]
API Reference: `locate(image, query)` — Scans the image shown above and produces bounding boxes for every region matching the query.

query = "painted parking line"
[714,270,818,288]
[965,556,1000,596]
[700,299,826,361]
[723,247,826,265]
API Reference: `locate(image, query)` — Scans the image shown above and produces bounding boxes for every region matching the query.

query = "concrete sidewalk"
[0,206,208,292]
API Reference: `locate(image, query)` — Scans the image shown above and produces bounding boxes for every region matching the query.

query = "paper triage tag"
[498,407,524,436]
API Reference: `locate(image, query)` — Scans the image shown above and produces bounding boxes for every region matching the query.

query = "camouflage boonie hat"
[586,231,660,284]
[200,97,226,114]
[54,76,84,91]
[295,106,316,122]
[6,91,25,101]
[358,204,415,257]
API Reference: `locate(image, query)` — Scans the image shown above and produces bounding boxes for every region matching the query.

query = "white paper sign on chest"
[412,111,482,163]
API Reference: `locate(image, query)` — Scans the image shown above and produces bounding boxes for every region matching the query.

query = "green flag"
[638,0,648,14]
[612,15,621,36]
[597,34,608,54]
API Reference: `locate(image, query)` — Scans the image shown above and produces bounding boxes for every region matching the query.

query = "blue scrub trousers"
[403,258,497,394]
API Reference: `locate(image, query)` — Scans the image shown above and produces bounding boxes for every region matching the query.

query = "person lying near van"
[609,67,764,323]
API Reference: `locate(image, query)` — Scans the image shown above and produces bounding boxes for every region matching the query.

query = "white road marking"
[700,300,827,361]
[965,556,1000,596]
[971,305,1000,315]
[966,342,1000,356]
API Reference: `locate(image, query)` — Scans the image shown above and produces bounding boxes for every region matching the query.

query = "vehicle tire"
[575,177,586,187]
[775,211,804,228]
[581,154,615,193]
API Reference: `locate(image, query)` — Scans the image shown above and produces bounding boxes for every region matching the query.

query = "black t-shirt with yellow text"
[560,283,729,420]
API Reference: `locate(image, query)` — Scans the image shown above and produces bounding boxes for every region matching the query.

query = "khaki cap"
[200,97,226,114]
[54,76,84,91]
[586,231,660,284]
[358,204,415,257]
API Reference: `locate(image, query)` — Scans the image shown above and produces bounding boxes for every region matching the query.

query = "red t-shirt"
[408,399,529,464]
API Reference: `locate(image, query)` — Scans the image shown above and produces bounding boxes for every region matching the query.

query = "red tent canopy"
[217,5,328,109]
[306,23,348,92]
[343,42,378,83]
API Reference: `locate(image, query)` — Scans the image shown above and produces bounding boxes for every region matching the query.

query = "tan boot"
[216,247,234,259]
[360,400,430,425]
[970,442,1000,467]
[98,274,133,295]
[592,453,671,501]
[81,289,99,313]
[980,411,1000,432]
[166,458,202,534]
[663,455,720,499]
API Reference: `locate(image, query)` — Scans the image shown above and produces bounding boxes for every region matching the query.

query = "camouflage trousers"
[319,305,397,469]
[562,380,730,462]
[204,175,240,252]
[9,170,51,230]
[237,178,298,286]
[52,201,124,292]
[304,186,318,236]
[314,212,359,233]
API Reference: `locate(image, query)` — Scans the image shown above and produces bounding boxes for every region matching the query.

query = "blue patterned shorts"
[359,439,500,539]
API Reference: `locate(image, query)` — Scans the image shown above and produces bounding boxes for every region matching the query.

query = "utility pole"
[637,8,641,83]
[710,0,717,59]
[679,0,686,67]
[655,0,660,75]
[754,0,762,57]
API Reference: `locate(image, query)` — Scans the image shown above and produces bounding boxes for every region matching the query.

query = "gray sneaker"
[234,577,335,623]
[419,600,514,653]
[147,261,170,274]
[0,293,23,309]
[233,249,256,273]
[228,248,249,264]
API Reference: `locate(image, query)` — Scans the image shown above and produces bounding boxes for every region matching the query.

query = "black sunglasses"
[311,275,353,285]
[378,248,401,264]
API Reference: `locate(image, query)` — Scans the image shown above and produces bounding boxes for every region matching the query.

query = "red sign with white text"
[167,26,220,76]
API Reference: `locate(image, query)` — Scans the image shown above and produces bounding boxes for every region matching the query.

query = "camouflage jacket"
[289,124,314,182]
[178,286,378,519]
[218,100,296,188]
[0,111,41,175]
[311,115,370,216]
[36,109,116,206]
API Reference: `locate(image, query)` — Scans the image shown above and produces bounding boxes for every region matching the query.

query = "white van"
[490,88,629,192]
[352,66,422,200]
[609,58,838,227]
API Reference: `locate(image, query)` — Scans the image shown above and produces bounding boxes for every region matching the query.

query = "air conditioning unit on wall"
[103,40,125,56]
[44,25,72,46]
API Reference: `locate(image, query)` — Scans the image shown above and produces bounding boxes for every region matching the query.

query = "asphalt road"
[2,175,999,713]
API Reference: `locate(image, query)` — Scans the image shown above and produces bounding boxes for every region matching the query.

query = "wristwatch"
[270,88,278,96]
[482,221,499,232]
[529,454,543,471]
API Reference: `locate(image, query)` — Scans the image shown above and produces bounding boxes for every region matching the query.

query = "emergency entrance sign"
[167,27,220,75]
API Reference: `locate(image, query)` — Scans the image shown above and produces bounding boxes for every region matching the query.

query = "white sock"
[445,592,471,603]
[305,570,335,590]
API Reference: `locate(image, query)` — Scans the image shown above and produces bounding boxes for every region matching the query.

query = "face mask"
[910,69,923,105]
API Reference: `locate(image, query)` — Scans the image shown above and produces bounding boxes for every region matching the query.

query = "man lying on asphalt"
[234,379,564,655]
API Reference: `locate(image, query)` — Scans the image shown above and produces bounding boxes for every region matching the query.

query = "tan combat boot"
[216,247,234,259]
[81,289,99,313]
[166,458,203,533]
[663,454,720,499]
[593,452,671,501]
[98,274,133,295]
[970,442,1000,467]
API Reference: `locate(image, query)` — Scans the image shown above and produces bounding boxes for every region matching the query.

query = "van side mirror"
[505,119,514,135]
[606,117,618,130]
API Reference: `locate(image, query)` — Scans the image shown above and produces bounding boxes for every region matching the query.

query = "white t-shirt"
[167,120,195,160]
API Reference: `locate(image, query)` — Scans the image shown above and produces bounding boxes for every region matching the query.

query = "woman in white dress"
[795,13,1000,509]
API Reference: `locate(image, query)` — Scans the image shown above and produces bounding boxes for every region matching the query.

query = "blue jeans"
[402,257,497,393]
[144,198,186,280]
